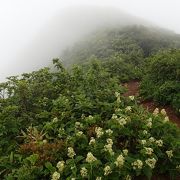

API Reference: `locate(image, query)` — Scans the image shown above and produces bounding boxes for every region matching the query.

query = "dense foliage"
[0,60,179,179]
[62,26,180,83]
[140,49,180,113]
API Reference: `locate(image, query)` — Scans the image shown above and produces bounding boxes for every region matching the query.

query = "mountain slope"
[62,25,180,66]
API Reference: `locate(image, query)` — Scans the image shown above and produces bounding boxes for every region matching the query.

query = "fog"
[0,0,180,82]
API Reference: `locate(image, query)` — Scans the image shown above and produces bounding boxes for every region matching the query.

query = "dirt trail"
[123,80,180,128]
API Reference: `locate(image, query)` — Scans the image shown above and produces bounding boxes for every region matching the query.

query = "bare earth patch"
[123,80,180,128]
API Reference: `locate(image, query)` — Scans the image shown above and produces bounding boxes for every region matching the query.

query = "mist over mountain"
[12,6,153,74]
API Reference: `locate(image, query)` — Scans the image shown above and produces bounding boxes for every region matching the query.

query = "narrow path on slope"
[123,80,180,128]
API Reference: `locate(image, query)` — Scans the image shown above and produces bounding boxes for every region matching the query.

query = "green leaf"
[143,167,152,180]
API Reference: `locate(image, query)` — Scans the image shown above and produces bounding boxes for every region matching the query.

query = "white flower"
[89,137,96,145]
[147,122,152,128]
[115,108,121,113]
[105,129,113,136]
[76,131,83,137]
[166,150,173,158]
[132,160,143,170]
[43,139,48,144]
[125,106,132,112]
[115,155,125,168]
[125,175,132,180]
[117,117,127,126]
[147,118,152,123]
[112,114,118,120]
[140,140,147,145]
[107,138,113,145]
[164,116,169,123]
[96,177,102,180]
[75,121,83,129]
[149,137,155,143]
[52,171,60,180]
[143,130,148,135]
[129,96,135,101]
[104,165,112,176]
[88,115,94,120]
[155,140,163,147]
[86,152,97,163]
[56,161,65,172]
[117,97,121,103]
[144,147,154,155]
[115,92,120,98]
[160,109,167,116]
[67,147,76,158]
[153,108,159,115]
[123,149,128,156]
[95,127,104,138]
[176,165,180,170]
[52,117,58,123]
[145,158,156,169]
[80,167,88,177]
[104,144,114,156]
[146,118,152,128]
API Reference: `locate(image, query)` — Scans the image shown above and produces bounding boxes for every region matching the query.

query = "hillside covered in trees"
[0,25,180,179]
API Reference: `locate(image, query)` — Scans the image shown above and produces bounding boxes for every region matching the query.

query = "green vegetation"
[0,25,180,179]
[140,49,180,113]
[63,25,180,82]
[0,60,180,179]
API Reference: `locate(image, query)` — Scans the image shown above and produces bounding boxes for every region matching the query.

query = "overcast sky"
[0,0,180,81]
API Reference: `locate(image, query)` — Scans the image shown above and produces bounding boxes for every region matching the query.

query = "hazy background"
[0,0,180,82]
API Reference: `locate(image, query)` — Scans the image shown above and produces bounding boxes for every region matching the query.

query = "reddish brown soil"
[123,80,180,128]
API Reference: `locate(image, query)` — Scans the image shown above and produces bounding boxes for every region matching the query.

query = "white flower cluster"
[140,140,147,145]
[88,115,94,120]
[153,108,159,116]
[129,96,135,101]
[164,116,169,123]
[123,149,128,156]
[80,167,88,177]
[144,147,154,155]
[52,117,58,123]
[56,161,65,172]
[176,165,180,170]
[160,109,167,116]
[149,137,155,143]
[86,152,97,163]
[67,147,76,158]
[104,165,112,176]
[145,158,156,169]
[125,175,132,180]
[146,118,152,128]
[112,114,118,120]
[166,150,173,158]
[115,92,121,103]
[143,130,148,135]
[125,106,132,112]
[104,138,114,156]
[76,131,83,137]
[117,117,127,126]
[114,155,125,168]
[132,159,143,170]
[75,121,83,129]
[105,129,113,136]
[52,171,60,180]
[115,108,121,113]
[96,177,102,180]
[89,137,96,145]
[155,139,163,147]
[95,127,104,138]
